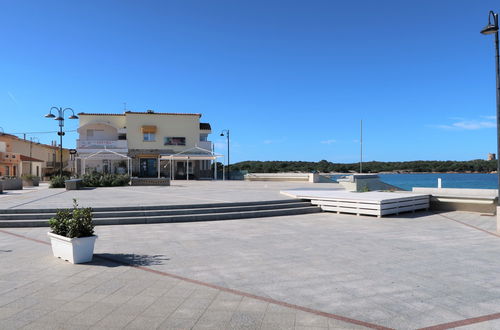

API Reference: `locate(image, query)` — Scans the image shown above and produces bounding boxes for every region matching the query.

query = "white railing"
[77,139,128,149]
[197,141,212,151]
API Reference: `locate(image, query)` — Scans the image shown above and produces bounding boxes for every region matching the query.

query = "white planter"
[47,232,97,264]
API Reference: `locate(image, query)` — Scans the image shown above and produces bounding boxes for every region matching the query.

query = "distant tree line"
[229,159,498,173]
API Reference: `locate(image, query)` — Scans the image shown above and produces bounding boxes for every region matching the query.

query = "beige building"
[76,110,215,179]
[0,133,70,178]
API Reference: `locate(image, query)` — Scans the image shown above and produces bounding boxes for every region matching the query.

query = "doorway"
[140,158,157,177]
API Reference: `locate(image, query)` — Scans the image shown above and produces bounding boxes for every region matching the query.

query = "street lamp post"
[481,10,500,226]
[220,129,230,180]
[44,107,78,176]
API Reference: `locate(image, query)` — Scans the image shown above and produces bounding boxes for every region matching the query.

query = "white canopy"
[160,146,223,161]
[76,148,131,176]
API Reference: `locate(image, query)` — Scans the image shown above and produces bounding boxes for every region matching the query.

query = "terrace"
[1,181,500,329]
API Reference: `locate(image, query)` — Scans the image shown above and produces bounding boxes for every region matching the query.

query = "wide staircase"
[0,199,321,227]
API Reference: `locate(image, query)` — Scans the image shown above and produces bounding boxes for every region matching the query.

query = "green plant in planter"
[50,175,68,188]
[21,174,38,181]
[49,199,94,238]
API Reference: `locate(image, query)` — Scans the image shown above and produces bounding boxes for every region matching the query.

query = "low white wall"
[244,173,320,183]
[412,187,497,214]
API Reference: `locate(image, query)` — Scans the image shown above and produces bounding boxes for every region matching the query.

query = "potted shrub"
[48,199,97,264]
[22,174,39,187]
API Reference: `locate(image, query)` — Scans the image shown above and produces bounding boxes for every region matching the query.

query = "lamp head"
[481,11,499,35]
[44,113,55,118]
[68,115,79,119]
[54,116,64,121]
[481,23,499,35]
[220,133,224,136]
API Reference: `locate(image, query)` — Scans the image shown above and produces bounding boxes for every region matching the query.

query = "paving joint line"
[0,228,390,330]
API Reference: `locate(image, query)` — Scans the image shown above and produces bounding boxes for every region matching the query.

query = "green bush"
[82,172,129,187]
[21,174,38,181]
[50,175,68,188]
[49,199,94,238]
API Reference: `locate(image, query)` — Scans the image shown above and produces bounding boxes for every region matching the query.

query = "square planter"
[22,178,39,187]
[47,232,97,264]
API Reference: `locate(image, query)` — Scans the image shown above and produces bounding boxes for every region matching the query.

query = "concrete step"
[0,201,313,220]
[0,199,302,214]
[0,205,321,227]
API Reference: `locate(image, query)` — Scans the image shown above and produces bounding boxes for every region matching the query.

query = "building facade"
[0,134,70,178]
[76,110,214,179]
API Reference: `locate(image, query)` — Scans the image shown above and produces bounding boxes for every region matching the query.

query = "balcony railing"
[77,139,128,149]
[45,161,68,168]
[197,141,212,151]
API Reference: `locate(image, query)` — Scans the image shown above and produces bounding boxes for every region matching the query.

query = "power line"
[3,129,78,135]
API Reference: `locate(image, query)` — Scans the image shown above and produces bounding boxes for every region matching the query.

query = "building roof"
[20,155,44,162]
[78,113,125,116]
[78,111,202,117]
[200,123,211,130]
[0,133,63,151]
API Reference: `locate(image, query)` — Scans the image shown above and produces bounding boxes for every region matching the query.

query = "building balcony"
[77,139,128,150]
[45,161,69,168]
[197,141,212,151]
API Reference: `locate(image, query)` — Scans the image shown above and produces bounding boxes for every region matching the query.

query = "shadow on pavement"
[91,253,170,267]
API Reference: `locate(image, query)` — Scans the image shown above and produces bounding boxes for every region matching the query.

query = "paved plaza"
[2,182,500,329]
[0,181,342,210]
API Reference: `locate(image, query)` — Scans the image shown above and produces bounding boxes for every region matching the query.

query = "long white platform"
[281,189,430,217]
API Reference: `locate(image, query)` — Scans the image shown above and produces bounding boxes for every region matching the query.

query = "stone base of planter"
[48,232,97,264]
[1,178,23,190]
[22,179,39,187]
[130,177,170,186]
[65,179,83,190]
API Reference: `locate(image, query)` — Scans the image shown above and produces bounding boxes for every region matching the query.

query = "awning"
[160,146,223,161]
[141,125,157,133]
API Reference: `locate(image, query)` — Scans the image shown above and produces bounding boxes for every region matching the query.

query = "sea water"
[377,173,498,191]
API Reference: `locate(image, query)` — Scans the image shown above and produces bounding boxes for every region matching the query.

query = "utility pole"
[360,120,363,174]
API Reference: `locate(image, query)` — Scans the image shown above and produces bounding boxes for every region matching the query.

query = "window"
[118,133,127,140]
[200,134,208,142]
[143,133,155,141]
[87,129,94,137]
[164,137,186,146]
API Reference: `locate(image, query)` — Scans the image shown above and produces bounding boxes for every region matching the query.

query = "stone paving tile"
[124,316,168,329]
[157,316,198,329]
[295,311,329,327]
[91,310,138,329]
[6,207,500,329]
[262,312,297,327]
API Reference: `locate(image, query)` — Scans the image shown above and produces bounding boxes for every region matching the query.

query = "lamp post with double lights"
[220,129,230,180]
[44,107,78,176]
[481,10,500,225]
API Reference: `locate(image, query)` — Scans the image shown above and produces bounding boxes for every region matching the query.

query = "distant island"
[230,160,498,174]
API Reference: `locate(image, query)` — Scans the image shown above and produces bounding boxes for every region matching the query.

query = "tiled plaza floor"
[2,207,500,329]
[0,181,342,209]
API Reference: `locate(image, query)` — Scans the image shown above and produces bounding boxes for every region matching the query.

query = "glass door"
[140,158,157,177]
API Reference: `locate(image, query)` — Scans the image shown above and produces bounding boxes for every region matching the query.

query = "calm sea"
[377,173,498,191]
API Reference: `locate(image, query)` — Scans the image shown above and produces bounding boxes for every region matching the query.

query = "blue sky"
[0,0,499,163]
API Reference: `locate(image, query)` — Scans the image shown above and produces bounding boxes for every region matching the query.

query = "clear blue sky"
[0,0,499,163]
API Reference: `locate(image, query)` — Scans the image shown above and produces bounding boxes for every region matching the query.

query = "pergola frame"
[160,146,223,180]
[76,148,131,176]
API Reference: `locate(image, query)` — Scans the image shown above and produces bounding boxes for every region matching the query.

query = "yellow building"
[76,110,214,179]
[0,133,70,178]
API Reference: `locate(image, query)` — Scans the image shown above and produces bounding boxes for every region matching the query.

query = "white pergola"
[76,148,132,176]
[160,146,223,180]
